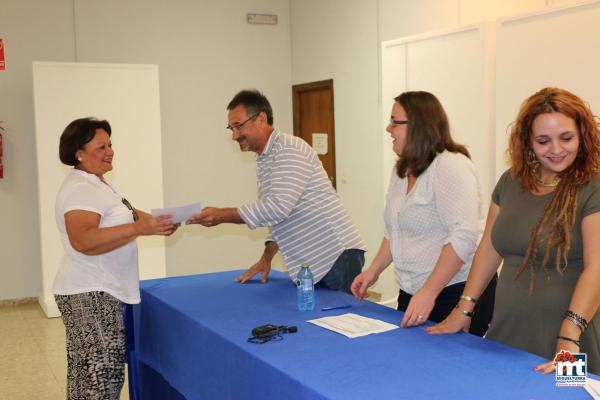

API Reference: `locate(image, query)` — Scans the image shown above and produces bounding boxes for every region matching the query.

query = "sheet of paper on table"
[585,377,600,399]
[307,313,398,338]
[151,202,203,224]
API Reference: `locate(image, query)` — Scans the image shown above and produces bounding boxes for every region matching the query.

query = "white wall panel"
[380,42,407,196]
[33,62,165,316]
[382,24,496,202]
[495,0,600,178]
[73,0,292,278]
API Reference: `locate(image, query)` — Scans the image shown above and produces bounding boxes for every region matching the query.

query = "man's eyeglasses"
[226,113,259,133]
[389,119,409,127]
[122,198,139,222]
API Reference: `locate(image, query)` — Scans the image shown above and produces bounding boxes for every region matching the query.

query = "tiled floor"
[0,302,129,400]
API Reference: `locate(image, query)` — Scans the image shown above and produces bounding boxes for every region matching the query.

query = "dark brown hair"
[59,118,111,166]
[227,89,273,125]
[509,87,600,292]
[394,91,469,178]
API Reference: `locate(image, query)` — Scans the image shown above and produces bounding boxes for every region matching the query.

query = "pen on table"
[321,305,352,311]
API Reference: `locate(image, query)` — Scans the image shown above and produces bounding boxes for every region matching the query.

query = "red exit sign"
[0,39,5,70]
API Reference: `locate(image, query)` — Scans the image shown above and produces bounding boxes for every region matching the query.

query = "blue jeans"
[316,249,365,294]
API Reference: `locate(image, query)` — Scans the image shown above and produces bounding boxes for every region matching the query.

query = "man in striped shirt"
[187,89,366,293]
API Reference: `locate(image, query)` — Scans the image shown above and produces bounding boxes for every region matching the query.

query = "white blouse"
[384,151,484,294]
[53,169,140,304]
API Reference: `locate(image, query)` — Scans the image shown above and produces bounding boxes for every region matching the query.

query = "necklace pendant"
[535,177,560,187]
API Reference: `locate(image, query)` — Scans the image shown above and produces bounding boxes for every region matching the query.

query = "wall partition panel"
[33,62,166,317]
[381,23,496,203]
[495,0,600,178]
[380,42,407,197]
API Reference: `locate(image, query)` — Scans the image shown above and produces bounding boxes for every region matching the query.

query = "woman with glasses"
[53,117,178,399]
[351,91,496,336]
[428,88,600,374]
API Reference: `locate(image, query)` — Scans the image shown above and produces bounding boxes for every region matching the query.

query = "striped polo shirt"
[238,129,366,283]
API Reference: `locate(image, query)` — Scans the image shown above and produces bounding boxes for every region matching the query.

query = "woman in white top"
[351,91,496,336]
[54,117,177,399]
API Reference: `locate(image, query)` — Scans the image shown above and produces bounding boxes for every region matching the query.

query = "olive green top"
[487,170,600,374]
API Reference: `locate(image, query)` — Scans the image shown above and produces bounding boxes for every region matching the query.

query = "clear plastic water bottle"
[297,263,315,311]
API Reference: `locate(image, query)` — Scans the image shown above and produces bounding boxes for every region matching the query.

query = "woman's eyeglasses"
[121,198,139,222]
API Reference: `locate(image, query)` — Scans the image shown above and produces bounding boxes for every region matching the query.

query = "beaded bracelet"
[564,310,589,332]
[460,295,477,304]
[556,335,581,348]
[455,305,474,318]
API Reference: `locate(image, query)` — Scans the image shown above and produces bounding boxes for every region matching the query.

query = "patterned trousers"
[55,292,125,400]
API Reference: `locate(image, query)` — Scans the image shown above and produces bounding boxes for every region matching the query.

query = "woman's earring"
[527,149,539,174]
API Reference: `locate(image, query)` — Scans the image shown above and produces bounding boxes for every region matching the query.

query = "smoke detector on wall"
[247,13,278,25]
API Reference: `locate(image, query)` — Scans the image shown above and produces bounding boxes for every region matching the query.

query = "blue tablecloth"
[125,270,593,399]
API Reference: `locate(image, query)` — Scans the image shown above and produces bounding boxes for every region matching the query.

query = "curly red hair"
[508,87,600,292]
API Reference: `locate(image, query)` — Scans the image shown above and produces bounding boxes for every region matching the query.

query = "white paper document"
[151,202,203,224]
[307,313,399,338]
[585,377,600,399]
[312,133,328,155]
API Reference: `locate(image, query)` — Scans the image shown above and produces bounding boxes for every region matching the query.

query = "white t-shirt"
[53,169,140,304]
[384,151,484,294]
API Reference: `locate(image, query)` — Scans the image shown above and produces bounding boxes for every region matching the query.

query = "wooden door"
[292,79,336,188]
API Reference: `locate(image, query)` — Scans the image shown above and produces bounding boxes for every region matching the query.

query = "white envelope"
[151,202,203,224]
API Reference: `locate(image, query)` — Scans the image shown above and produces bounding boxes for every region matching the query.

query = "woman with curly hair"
[428,87,600,374]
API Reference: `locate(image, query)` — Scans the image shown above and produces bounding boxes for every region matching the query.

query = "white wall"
[495,1,600,178]
[33,62,167,317]
[379,22,495,300]
[290,0,389,297]
[0,0,588,301]
[71,0,293,277]
[381,22,496,212]
[290,0,586,302]
[0,0,292,301]
[379,0,550,41]
[0,0,75,300]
